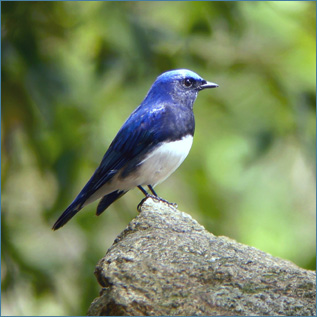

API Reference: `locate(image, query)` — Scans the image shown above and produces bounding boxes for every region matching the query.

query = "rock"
[87,197,316,316]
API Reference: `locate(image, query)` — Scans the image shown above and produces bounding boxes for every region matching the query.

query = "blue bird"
[52,69,218,230]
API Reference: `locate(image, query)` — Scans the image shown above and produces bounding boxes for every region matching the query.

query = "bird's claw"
[137,195,178,212]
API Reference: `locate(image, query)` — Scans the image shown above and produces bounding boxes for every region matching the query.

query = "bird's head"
[145,69,218,108]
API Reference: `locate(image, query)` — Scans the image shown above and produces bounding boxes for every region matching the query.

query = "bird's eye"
[183,78,194,88]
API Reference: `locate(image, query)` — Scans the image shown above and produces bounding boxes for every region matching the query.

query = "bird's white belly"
[84,135,193,205]
[136,134,193,187]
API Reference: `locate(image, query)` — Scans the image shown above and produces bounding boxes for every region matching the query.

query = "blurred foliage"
[1,1,315,316]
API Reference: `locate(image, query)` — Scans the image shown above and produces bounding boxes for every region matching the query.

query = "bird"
[52,69,218,230]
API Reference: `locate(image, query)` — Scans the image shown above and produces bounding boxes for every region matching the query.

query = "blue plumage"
[52,69,218,230]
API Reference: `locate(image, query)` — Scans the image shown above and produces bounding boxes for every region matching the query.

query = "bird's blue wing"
[52,105,168,230]
[74,104,170,201]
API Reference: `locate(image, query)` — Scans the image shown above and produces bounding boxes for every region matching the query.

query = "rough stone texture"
[88,197,316,316]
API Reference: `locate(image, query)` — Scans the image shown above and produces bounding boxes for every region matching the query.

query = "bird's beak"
[198,81,219,90]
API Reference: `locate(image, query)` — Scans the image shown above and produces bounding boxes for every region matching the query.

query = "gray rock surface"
[88,197,316,316]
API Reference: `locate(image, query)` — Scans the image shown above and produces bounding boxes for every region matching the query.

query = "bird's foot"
[137,195,178,212]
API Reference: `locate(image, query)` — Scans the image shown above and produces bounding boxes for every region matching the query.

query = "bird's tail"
[52,200,84,231]
[52,190,127,230]
[96,190,127,216]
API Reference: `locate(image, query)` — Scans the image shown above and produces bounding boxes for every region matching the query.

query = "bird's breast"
[133,134,193,187]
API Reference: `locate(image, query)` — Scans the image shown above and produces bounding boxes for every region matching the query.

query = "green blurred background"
[2,1,315,315]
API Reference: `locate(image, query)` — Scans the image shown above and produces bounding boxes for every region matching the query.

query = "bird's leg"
[148,185,178,208]
[137,185,150,196]
[148,185,177,207]
[137,186,156,211]
[137,185,178,212]
[147,185,158,196]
